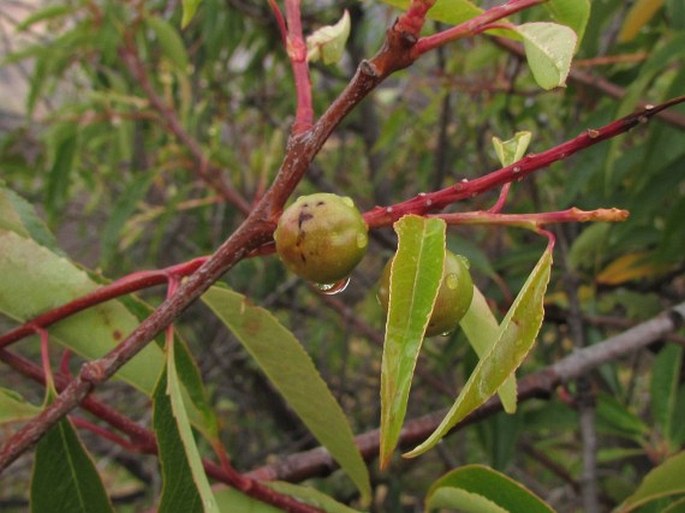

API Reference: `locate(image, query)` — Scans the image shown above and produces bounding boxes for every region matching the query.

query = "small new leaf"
[182,0,202,28]
[492,131,532,167]
[306,10,351,65]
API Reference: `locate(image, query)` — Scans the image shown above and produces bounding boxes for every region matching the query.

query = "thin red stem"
[363,96,685,228]
[267,0,287,45]
[0,257,207,349]
[284,0,314,132]
[437,207,629,228]
[488,183,512,213]
[71,417,145,452]
[413,0,547,56]
[38,328,54,392]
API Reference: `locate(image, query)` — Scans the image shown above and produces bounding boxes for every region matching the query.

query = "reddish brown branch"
[0,257,207,349]
[0,348,321,513]
[413,0,547,56]
[363,96,685,228]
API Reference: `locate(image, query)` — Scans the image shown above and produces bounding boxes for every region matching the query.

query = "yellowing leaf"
[460,287,517,414]
[618,0,665,43]
[405,246,552,458]
[597,252,673,285]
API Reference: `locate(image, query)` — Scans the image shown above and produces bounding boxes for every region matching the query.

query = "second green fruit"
[378,249,474,337]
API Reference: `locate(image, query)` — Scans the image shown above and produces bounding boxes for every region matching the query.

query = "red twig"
[0,348,322,513]
[437,207,629,228]
[0,257,207,349]
[284,0,314,133]
[267,0,287,45]
[413,0,547,56]
[363,96,685,228]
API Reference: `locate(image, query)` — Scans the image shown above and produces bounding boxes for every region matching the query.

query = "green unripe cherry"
[274,193,369,284]
[378,249,474,337]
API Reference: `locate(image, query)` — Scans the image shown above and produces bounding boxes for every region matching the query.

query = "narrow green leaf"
[215,482,364,513]
[268,482,364,513]
[31,418,114,513]
[0,387,40,424]
[214,487,282,513]
[0,230,164,395]
[182,0,202,28]
[306,10,351,65]
[174,335,220,440]
[426,465,554,513]
[146,16,189,71]
[16,5,71,31]
[153,368,203,513]
[378,0,482,25]
[429,488,509,513]
[45,125,78,218]
[406,246,552,458]
[101,173,154,267]
[166,338,219,512]
[515,22,577,90]
[201,286,371,502]
[460,287,517,413]
[615,451,685,512]
[597,393,650,442]
[546,0,590,48]
[380,215,446,468]
[650,344,682,442]
[662,497,685,513]
[492,132,532,167]
[0,185,62,254]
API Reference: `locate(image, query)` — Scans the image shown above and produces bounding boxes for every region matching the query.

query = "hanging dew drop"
[315,276,351,295]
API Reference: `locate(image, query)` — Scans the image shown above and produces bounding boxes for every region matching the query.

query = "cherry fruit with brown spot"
[274,193,369,284]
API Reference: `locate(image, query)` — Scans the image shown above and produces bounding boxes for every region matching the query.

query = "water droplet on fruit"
[357,232,368,249]
[440,330,453,337]
[446,273,459,289]
[315,277,350,295]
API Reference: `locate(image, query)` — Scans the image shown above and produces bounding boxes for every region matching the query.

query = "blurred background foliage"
[1,0,684,511]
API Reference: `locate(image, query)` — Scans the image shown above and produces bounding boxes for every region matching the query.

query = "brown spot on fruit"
[274,193,368,284]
